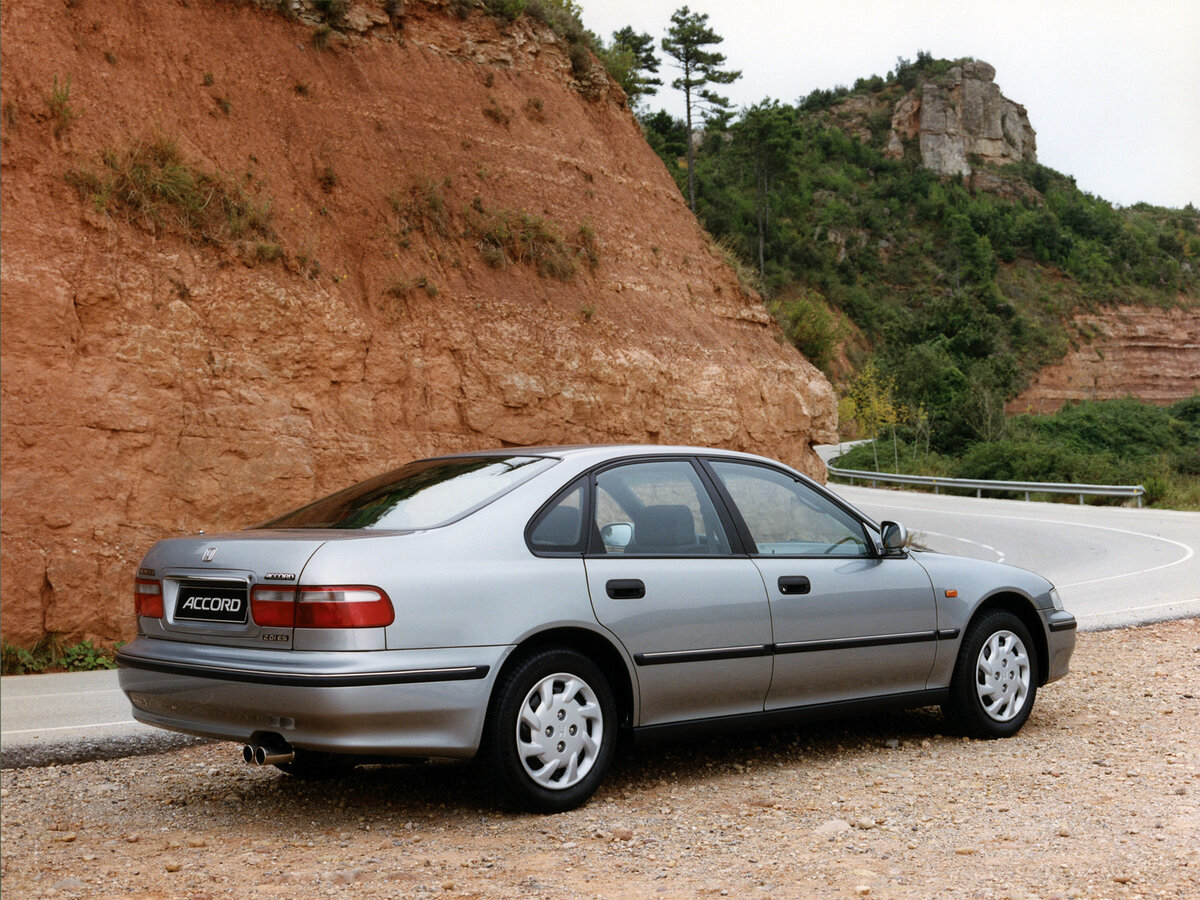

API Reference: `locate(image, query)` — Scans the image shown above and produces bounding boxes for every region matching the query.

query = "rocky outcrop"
[885,61,1037,177]
[1008,305,1200,414]
[0,0,837,645]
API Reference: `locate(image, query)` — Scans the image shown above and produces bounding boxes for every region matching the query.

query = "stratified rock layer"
[1008,305,1200,414]
[0,1,836,644]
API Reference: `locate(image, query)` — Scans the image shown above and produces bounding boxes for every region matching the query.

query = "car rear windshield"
[258,456,556,530]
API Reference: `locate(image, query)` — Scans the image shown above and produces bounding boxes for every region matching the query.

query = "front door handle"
[778,576,811,595]
[606,579,646,600]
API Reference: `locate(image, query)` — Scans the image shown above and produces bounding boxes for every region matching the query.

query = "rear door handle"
[778,576,811,595]
[606,579,646,600]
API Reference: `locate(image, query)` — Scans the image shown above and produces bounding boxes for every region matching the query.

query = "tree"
[729,100,797,277]
[661,6,741,211]
[609,27,661,109]
[846,361,909,471]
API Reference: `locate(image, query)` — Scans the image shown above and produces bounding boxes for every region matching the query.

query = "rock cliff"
[0,0,837,645]
[1008,305,1200,414]
[885,60,1037,177]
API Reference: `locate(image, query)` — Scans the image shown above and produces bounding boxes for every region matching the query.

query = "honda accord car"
[117,445,1077,812]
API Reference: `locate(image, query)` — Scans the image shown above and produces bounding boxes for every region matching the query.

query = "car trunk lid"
[137,531,330,649]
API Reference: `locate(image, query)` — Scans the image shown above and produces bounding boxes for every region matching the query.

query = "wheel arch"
[493,627,637,732]
[969,592,1050,686]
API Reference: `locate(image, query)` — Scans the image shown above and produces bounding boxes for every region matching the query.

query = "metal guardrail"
[826,466,1146,508]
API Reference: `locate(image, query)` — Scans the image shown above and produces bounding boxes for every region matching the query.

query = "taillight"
[296,586,394,628]
[251,586,297,627]
[134,579,163,618]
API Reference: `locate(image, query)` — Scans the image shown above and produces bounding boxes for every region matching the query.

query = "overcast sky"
[579,0,1200,209]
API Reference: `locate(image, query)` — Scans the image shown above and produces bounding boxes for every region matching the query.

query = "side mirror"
[600,522,633,550]
[880,520,908,551]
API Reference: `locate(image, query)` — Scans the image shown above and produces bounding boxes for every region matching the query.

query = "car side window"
[708,461,869,557]
[593,461,731,556]
[528,479,586,553]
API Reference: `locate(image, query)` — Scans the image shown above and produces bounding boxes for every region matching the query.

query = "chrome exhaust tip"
[242,741,295,766]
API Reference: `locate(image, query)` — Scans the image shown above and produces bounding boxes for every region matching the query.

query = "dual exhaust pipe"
[242,741,295,766]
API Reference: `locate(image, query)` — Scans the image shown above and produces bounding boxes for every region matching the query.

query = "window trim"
[698,457,881,560]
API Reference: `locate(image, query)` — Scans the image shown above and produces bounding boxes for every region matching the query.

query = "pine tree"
[661,6,741,212]
[610,27,662,108]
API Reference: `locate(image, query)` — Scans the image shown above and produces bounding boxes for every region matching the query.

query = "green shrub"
[312,24,333,49]
[483,0,525,21]
[1,637,120,675]
[45,74,77,136]
[66,133,275,245]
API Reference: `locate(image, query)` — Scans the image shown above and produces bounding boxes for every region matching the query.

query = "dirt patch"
[3,619,1198,898]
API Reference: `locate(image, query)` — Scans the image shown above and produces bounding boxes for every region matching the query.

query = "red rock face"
[1008,305,1200,415]
[0,1,837,645]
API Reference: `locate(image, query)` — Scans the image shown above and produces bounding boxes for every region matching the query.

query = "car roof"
[422,445,784,466]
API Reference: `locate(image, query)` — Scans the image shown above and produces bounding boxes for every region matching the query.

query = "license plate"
[174,581,248,624]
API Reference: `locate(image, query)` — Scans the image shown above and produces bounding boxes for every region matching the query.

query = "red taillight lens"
[295,586,394,628]
[251,586,297,627]
[134,579,163,618]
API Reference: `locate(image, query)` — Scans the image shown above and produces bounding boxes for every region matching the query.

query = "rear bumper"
[116,638,505,758]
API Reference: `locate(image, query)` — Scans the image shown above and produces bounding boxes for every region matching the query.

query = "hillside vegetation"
[640,54,1198,505]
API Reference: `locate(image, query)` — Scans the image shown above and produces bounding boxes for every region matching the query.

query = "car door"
[583,458,774,727]
[704,459,937,710]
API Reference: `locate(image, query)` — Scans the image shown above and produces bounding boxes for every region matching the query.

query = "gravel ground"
[2,619,1198,900]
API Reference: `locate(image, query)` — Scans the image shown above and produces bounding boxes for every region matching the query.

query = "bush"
[66,133,275,245]
[1,637,120,675]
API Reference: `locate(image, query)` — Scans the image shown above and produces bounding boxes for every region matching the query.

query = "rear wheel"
[943,610,1038,739]
[485,648,616,813]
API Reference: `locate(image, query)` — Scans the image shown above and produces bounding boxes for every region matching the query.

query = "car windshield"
[258,456,556,530]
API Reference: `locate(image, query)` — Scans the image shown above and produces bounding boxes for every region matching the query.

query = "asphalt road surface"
[4,481,1197,769]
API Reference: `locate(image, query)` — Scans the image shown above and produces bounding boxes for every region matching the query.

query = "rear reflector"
[134,579,164,618]
[251,586,297,628]
[296,586,394,629]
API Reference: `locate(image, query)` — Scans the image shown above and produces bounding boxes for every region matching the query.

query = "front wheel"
[943,610,1038,739]
[484,648,616,813]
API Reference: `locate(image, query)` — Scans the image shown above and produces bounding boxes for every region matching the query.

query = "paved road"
[0,669,203,768]
[4,471,1197,768]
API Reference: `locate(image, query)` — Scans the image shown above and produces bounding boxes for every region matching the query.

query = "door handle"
[606,579,645,600]
[778,576,811,595]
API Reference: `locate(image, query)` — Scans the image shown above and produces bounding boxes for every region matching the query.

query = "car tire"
[943,610,1038,739]
[484,648,616,813]
[274,749,355,779]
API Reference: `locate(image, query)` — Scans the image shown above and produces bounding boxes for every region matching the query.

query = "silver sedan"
[117,446,1077,812]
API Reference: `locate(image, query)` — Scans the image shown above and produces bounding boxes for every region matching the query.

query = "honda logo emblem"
[202,547,217,562]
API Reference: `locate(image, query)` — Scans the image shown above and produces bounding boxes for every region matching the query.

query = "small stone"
[1113,875,1133,884]
[164,861,182,872]
[814,819,852,836]
[53,832,77,843]
[613,827,634,842]
[125,834,141,843]
[856,887,872,896]
[885,739,900,749]
[442,882,455,891]
[187,837,207,848]
[954,848,977,855]
[1058,827,1070,837]
[854,817,876,830]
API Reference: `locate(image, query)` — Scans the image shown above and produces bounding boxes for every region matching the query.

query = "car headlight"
[1048,587,1063,611]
